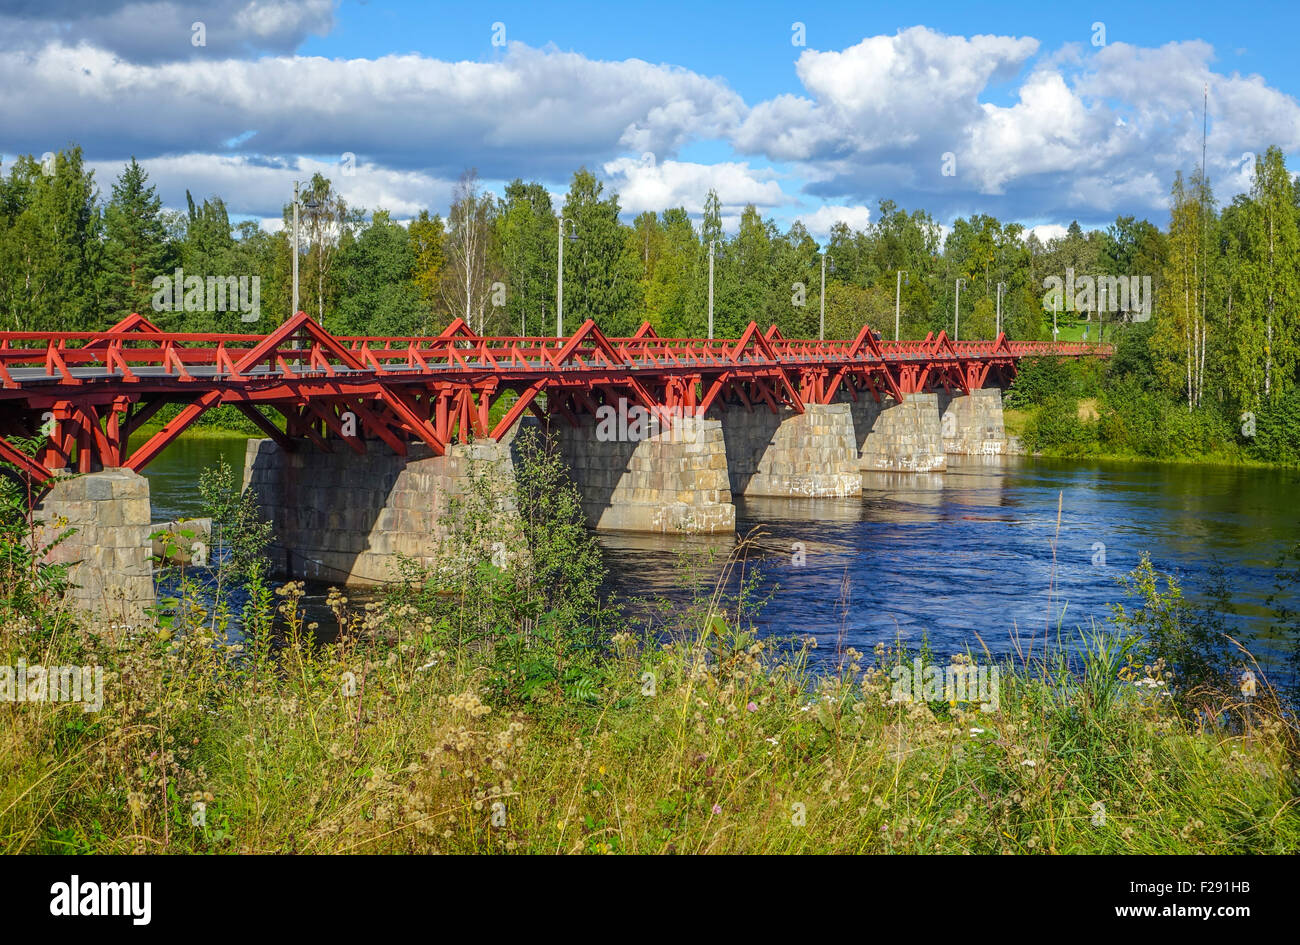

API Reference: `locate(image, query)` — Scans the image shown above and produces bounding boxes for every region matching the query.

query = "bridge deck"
[0,312,1108,482]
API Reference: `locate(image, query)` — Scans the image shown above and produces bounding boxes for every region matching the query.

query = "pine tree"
[560,168,640,336]
[102,158,169,319]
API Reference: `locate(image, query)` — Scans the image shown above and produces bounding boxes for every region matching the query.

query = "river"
[141,435,1300,675]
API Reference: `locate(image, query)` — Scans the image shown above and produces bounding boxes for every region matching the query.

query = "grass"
[2,429,1296,855]
[2,560,1296,854]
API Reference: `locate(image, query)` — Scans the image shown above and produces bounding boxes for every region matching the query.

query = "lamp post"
[996,282,1006,337]
[293,180,300,318]
[895,270,908,341]
[954,278,965,340]
[557,215,577,337]
[707,239,716,340]
[819,254,835,341]
[291,181,321,322]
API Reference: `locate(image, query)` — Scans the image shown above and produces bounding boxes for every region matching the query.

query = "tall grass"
[1,433,1296,854]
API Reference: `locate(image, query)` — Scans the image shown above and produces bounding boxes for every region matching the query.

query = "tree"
[101,158,170,319]
[442,169,496,335]
[0,148,102,332]
[645,207,699,336]
[560,168,640,335]
[1239,147,1300,405]
[335,210,423,336]
[1155,170,1217,408]
[409,210,447,331]
[294,173,355,328]
[495,180,555,336]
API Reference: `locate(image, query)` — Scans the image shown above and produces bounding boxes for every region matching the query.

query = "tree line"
[1,144,1297,419]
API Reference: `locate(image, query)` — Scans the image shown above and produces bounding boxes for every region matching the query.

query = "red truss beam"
[0,311,1110,482]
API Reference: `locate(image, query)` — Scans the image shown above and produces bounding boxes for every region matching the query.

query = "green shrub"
[1023,395,1096,454]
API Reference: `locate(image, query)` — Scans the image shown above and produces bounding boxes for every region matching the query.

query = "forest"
[2,144,1298,462]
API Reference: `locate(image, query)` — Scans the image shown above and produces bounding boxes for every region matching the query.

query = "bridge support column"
[243,438,517,584]
[938,388,1008,456]
[717,403,861,497]
[549,415,735,534]
[36,468,155,622]
[847,393,947,472]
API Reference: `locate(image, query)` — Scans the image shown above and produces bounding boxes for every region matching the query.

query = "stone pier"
[938,388,1008,456]
[37,468,155,622]
[243,438,517,584]
[549,415,735,534]
[847,392,947,472]
[716,403,861,498]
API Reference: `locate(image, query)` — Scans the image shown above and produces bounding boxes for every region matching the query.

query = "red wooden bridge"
[0,312,1108,482]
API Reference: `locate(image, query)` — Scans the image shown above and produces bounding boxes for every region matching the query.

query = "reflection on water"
[142,435,1300,672]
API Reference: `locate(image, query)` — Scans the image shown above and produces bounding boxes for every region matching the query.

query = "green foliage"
[333,210,423,335]
[391,426,616,706]
[1249,389,1300,464]
[1022,395,1096,455]
[1005,356,1100,408]
[0,436,72,616]
[197,457,272,586]
[1110,554,1235,709]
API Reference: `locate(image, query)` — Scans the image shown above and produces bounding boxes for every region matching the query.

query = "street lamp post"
[557,216,577,337]
[954,278,965,340]
[895,270,908,341]
[707,239,716,340]
[292,181,300,316]
[819,254,825,341]
[819,254,835,340]
[996,282,1006,337]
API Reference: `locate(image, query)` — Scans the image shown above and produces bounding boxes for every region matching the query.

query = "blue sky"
[1,0,1297,241]
[307,1,1296,105]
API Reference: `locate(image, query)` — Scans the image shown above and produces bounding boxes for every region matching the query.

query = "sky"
[1,0,1297,242]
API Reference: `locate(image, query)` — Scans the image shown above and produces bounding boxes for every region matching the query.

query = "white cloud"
[88,153,458,221]
[0,0,335,62]
[3,24,1298,233]
[0,40,746,187]
[601,157,786,216]
[1027,224,1068,243]
[794,204,873,240]
[732,28,1300,224]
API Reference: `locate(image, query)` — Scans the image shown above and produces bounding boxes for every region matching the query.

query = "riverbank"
[4,433,1299,854]
[2,577,1296,854]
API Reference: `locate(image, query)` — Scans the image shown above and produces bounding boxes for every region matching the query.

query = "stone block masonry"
[36,468,155,622]
[938,388,1008,455]
[243,438,517,584]
[549,415,735,534]
[715,403,861,498]
[847,392,947,472]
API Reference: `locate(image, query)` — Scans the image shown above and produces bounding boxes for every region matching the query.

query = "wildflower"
[970,727,985,737]
[712,803,722,815]
[765,736,779,746]
[747,702,758,712]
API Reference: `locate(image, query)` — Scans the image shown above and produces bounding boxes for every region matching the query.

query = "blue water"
[142,438,1300,674]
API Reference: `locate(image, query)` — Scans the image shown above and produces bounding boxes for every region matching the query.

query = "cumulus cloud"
[0,40,745,186]
[601,157,786,216]
[0,0,334,62]
[87,152,459,221]
[793,204,873,240]
[2,21,1297,231]
[732,27,1300,224]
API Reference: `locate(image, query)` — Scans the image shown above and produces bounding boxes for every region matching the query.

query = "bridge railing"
[0,316,1111,387]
